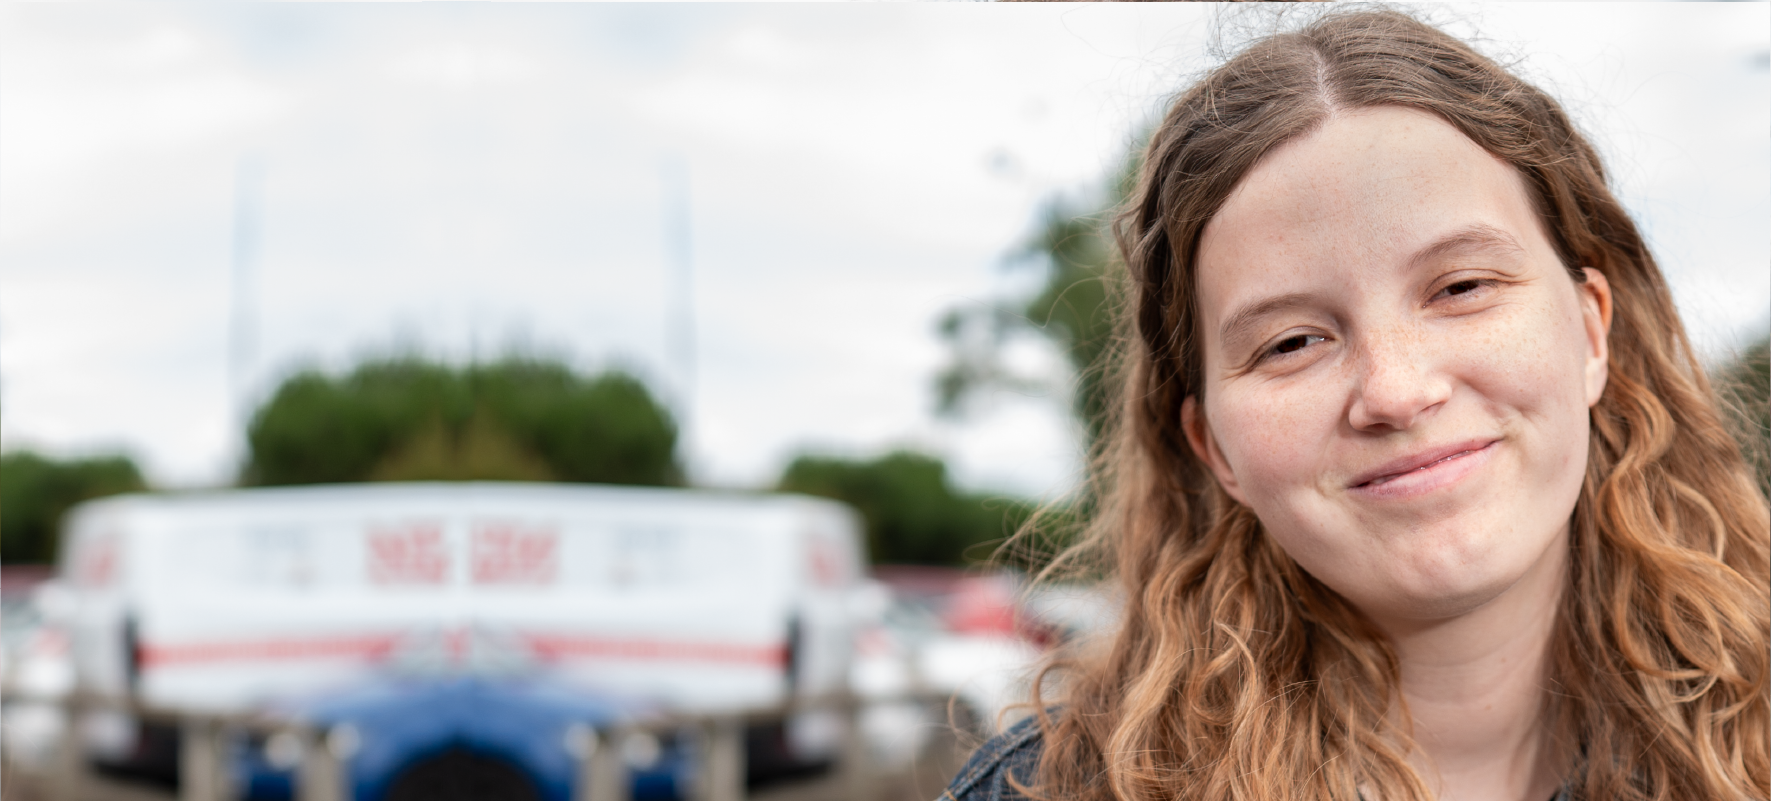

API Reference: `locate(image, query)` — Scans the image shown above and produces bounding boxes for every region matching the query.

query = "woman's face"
[1186,106,1612,626]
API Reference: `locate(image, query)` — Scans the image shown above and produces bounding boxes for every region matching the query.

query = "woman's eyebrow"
[1408,223,1527,270]
[1219,292,1315,350]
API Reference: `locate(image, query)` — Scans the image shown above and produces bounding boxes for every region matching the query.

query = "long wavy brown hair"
[1019,9,1770,801]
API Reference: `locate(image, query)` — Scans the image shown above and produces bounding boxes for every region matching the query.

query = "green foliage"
[1718,336,1770,501]
[0,451,146,564]
[935,144,1143,461]
[1015,203,1120,451]
[777,451,1029,566]
[928,144,1143,570]
[243,356,681,487]
[370,410,556,482]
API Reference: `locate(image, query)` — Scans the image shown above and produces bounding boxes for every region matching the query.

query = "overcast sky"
[2,3,1766,499]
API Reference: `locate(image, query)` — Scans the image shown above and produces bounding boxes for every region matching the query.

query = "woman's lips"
[1349,440,1498,499]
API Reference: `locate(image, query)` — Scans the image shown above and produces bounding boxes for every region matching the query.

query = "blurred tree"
[777,451,1029,566]
[243,356,681,487]
[471,361,681,487]
[929,145,1142,573]
[0,451,147,564]
[369,409,556,482]
[1718,335,1769,501]
[935,146,1143,460]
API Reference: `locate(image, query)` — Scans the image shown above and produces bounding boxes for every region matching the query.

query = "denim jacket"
[939,715,1044,801]
[939,716,1574,801]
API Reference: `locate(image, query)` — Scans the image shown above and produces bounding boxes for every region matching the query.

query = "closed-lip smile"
[1349,439,1498,496]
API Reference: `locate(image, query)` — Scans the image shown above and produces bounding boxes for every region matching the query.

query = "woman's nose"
[1346,329,1453,432]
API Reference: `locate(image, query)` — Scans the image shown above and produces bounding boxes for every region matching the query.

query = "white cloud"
[386,42,544,88]
[0,3,1762,497]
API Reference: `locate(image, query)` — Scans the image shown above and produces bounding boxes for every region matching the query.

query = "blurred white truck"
[48,482,868,788]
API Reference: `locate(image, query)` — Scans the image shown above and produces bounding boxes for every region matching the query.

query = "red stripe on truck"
[135,633,785,668]
[525,634,788,667]
[138,634,401,667]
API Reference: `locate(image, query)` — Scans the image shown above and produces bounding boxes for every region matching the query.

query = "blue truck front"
[236,674,693,801]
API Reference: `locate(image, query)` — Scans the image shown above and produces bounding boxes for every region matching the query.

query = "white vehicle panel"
[56,483,864,721]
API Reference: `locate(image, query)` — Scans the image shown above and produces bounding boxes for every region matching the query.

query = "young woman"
[943,10,1768,801]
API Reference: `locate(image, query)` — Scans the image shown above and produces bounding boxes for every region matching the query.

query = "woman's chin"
[1323,513,1571,627]
[1359,582,1513,630]
[1319,546,1532,628]
[1348,547,1564,634]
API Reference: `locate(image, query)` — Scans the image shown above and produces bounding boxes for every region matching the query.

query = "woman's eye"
[1269,333,1324,357]
[1435,279,1490,299]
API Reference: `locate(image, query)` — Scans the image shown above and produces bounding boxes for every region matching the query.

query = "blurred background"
[1,4,1765,801]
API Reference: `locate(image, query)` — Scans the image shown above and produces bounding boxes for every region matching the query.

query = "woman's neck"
[1376,527,1570,801]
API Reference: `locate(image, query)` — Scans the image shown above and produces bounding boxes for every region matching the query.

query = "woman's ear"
[1182,395,1248,505]
[1579,268,1613,408]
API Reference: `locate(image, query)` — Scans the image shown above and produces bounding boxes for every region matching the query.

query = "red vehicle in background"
[870,566,1056,646]
[850,564,1117,769]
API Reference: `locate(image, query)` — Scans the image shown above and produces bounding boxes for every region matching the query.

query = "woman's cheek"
[1461,298,1590,426]
[1212,383,1328,502]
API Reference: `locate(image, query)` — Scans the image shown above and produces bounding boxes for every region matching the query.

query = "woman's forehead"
[1194,107,1550,326]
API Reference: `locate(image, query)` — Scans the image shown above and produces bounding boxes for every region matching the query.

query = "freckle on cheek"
[1240,425,1298,480]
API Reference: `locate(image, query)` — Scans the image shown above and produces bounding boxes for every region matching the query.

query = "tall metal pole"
[230,154,264,452]
[662,159,695,480]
